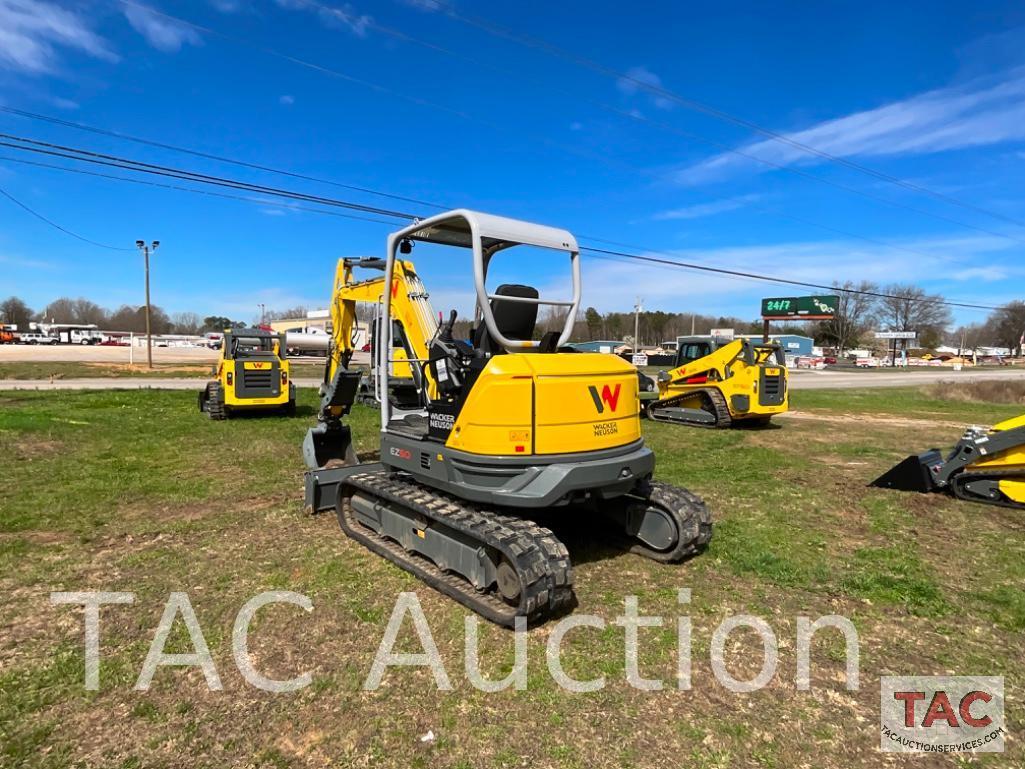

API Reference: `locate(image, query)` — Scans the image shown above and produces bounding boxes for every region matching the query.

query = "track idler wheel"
[610,480,713,563]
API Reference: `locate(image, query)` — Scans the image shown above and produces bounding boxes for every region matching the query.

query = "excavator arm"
[304,257,440,469]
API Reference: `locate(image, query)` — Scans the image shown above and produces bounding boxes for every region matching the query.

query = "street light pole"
[136,240,159,369]
[633,297,643,351]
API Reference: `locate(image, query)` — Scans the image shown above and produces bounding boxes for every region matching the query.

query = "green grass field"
[1,388,1022,767]
[0,359,328,380]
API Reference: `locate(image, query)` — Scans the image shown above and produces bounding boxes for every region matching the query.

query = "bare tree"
[0,296,33,327]
[991,301,1025,356]
[171,311,202,335]
[817,281,878,355]
[70,299,108,326]
[876,284,952,350]
[265,305,310,322]
[38,297,78,323]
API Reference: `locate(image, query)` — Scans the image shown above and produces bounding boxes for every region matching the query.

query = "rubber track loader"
[199,328,295,419]
[871,414,1025,509]
[646,336,788,428]
[302,210,713,626]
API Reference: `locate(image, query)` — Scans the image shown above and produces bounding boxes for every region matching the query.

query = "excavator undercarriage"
[302,210,713,626]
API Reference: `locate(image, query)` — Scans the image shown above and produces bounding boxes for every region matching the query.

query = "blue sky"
[2,0,1025,326]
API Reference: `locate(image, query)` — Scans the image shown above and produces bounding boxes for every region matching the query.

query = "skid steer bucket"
[870,449,944,493]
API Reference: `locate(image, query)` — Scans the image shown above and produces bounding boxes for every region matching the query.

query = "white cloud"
[210,0,244,11]
[50,96,79,110]
[0,0,117,73]
[617,66,672,110]
[279,94,295,105]
[123,4,202,53]
[653,194,762,221]
[274,0,371,37]
[952,266,1007,281]
[260,207,288,216]
[575,233,1020,314]
[569,121,583,131]
[0,252,55,270]
[678,67,1025,184]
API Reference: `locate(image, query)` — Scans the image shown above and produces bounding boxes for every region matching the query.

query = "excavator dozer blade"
[869,449,943,493]
[302,422,357,470]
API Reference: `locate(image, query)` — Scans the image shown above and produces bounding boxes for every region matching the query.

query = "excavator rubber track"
[951,469,1025,510]
[616,480,714,562]
[646,387,732,429]
[337,472,575,627]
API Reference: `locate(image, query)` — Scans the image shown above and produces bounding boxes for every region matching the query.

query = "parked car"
[823,356,837,365]
[18,333,58,345]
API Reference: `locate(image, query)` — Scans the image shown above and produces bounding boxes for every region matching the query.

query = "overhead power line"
[0,106,444,211]
[0,183,131,251]
[0,154,400,226]
[0,133,416,220]
[419,0,1025,231]
[97,3,1025,255]
[0,131,1007,312]
[257,0,1025,245]
[580,245,1002,311]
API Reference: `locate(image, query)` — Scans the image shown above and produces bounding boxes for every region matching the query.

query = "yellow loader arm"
[649,337,787,428]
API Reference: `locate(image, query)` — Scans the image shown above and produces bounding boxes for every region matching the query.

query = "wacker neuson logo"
[880,676,1005,753]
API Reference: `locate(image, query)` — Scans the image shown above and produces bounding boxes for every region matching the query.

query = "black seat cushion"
[473,284,539,354]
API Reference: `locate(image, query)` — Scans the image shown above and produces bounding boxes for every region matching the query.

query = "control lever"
[440,309,457,342]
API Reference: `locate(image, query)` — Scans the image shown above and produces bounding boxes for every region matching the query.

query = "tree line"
[4,286,1023,355]
[0,296,251,336]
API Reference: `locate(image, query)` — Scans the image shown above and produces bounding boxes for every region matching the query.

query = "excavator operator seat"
[473,284,539,355]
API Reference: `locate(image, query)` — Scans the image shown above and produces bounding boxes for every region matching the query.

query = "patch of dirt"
[779,410,965,429]
[11,437,65,461]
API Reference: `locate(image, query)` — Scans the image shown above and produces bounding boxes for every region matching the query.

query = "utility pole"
[258,303,266,326]
[135,240,159,369]
[690,313,696,335]
[633,297,643,351]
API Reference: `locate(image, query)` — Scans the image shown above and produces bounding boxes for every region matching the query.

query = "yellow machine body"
[445,352,641,456]
[872,411,1025,508]
[961,414,1025,504]
[200,329,294,419]
[651,337,788,427]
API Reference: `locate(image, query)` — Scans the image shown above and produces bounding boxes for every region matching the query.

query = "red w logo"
[588,384,621,414]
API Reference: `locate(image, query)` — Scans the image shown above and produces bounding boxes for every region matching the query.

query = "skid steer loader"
[199,328,296,419]
[871,414,1025,509]
[303,209,713,627]
[645,335,788,428]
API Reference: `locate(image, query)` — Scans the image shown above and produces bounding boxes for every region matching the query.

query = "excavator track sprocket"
[646,387,732,429]
[337,472,574,627]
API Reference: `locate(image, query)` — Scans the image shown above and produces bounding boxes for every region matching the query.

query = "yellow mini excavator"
[303,210,713,626]
[871,414,1025,509]
[646,335,788,428]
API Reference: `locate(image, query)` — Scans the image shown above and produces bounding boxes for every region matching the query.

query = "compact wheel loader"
[303,209,713,626]
[199,328,296,419]
[646,335,788,428]
[871,414,1025,509]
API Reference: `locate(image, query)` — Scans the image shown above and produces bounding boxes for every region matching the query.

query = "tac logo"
[880,676,1004,753]
[588,384,621,414]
